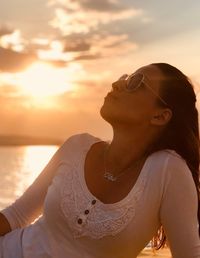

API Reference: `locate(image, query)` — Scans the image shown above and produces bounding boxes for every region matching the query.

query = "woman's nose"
[112,74,128,91]
[112,80,125,91]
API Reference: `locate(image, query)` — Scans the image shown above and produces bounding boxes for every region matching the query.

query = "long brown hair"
[147,63,200,250]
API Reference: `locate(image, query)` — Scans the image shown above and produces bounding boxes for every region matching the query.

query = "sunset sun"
[16,62,74,97]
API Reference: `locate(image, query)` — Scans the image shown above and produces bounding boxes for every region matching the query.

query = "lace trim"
[60,162,147,239]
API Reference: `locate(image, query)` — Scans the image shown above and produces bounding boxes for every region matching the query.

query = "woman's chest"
[84,161,141,205]
[45,155,146,240]
[84,142,144,204]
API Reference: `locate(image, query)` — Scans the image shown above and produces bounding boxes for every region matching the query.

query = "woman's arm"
[0,134,78,235]
[160,155,200,258]
[0,148,61,234]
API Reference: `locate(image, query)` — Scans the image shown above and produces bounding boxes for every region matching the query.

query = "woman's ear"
[150,108,172,126]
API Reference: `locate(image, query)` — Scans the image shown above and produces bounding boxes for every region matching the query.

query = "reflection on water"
[0,145,58,209]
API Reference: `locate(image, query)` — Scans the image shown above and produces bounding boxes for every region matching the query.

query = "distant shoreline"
[0,135,63,146]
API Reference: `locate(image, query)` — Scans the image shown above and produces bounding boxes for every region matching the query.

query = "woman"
[0,63,199,258]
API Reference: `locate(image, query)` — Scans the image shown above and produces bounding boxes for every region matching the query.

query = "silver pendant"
[104,172,117,181]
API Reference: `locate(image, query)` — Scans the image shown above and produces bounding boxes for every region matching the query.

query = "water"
[0,145,58,210]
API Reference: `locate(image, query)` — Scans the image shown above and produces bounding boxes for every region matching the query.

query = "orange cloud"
[62,33,138,61]
[0,47,37,72]
[49,0,143,35]
[0,25,14,37]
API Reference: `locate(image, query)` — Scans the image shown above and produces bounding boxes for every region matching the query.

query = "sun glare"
[14,62,74,97]
[0,61,84,108]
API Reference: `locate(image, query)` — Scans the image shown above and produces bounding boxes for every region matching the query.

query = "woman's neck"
[105,129,156,172]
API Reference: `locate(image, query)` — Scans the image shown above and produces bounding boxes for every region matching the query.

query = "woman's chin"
[100,104,113,122]
[99,104,119,125]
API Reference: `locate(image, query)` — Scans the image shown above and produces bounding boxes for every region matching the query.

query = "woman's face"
[100,64,167,128]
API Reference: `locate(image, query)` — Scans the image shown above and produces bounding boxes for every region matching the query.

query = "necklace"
[103,143,145,182]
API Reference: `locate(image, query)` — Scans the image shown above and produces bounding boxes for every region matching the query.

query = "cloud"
[77,0,127,12]
[47,59,67,67]
[0,1,141,70]
[49,0,143,35]
[64,39,90,52]
[0,47,37,72]
[0,45,67,73]
[62,32,136,51]
[0,25,14,37]
[74,53,101,60]
[0,29,26,52]
[50,0,135,12]
[0,1,56,41]
[0,29,43,72]
[67,33,138,60]
[46,0,141,62]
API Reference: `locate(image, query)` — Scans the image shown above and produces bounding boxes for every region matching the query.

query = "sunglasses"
[119,73,168,106]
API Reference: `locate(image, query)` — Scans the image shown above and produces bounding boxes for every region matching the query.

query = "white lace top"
[1,133,200,258]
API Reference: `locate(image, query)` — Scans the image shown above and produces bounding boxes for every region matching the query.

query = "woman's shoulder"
[148,149,188,174]
[150,149,185,163]
[56,133,101,163]
[152,149,192,184]
[149,149,194,195]
[61,132,102,149]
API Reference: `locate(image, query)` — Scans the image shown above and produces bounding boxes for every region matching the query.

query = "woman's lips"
[105,92,118,99]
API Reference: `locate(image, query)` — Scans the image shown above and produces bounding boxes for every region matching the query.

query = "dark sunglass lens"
[127,73,143,90]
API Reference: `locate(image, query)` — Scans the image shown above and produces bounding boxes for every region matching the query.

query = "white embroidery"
[60,156,147,239]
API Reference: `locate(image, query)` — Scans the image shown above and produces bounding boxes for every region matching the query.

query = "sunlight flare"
[15,62,73,97]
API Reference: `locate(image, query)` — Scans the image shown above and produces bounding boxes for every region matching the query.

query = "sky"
[0,0,200,141]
